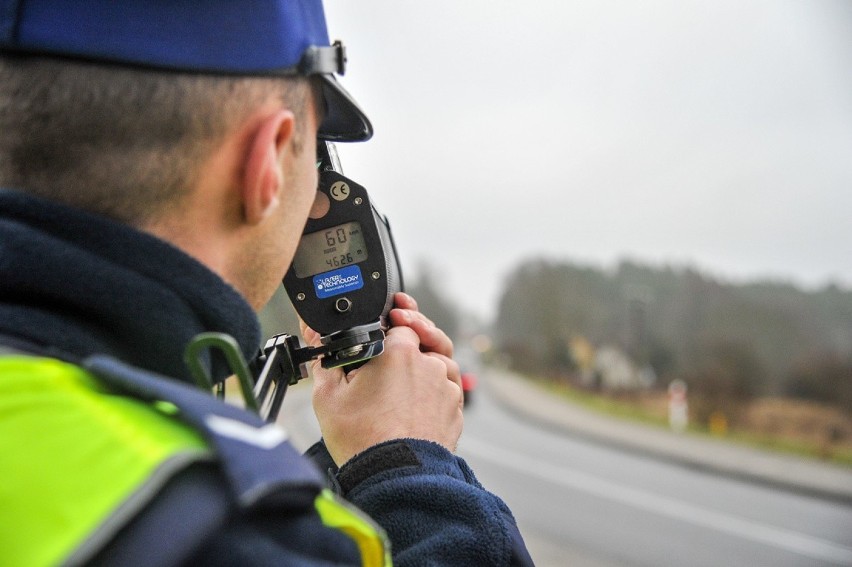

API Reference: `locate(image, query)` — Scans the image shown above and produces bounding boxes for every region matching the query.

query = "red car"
[461,371,477,406]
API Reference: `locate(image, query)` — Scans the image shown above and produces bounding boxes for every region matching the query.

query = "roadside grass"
[723,429,852,467]
[530,376,852,468]
[537,380,668,427]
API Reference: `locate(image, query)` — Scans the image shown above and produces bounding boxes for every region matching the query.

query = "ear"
[242,109,296,225]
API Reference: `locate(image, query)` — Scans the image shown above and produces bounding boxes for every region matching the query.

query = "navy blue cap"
[0,0,372,141]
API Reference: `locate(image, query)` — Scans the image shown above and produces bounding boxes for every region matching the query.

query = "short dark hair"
[0,55,308,225]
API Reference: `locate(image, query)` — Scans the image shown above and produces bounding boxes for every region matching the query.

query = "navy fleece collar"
[0,189,260,384]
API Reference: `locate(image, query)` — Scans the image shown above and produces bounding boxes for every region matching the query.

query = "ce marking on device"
[329,181,351,201]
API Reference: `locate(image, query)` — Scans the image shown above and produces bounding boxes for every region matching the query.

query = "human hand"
[304,295,463,467]
[388,292,454,359]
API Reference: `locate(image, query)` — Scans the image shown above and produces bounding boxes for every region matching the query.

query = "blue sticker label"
[313,265,364,299]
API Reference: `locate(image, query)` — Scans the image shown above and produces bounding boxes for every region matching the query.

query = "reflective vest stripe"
[0,355,209,566]
[314,489,392,567]
[0,354,392,566]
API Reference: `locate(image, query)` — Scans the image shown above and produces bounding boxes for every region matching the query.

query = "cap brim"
[317,74,373,142]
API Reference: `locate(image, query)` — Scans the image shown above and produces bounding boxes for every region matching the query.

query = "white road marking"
[462,437,852,565]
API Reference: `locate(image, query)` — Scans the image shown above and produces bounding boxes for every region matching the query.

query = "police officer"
[0,1,533,565]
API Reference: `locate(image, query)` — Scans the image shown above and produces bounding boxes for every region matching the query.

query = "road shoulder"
[485,367,852,504]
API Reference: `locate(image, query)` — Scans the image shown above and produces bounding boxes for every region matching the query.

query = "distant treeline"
[493,258,852,414]
[258,257,852,414]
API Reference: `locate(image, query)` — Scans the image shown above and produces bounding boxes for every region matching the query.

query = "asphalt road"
[279,373,852,567]
[460,377,852,567]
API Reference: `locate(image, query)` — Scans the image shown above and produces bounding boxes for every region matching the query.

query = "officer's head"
[0,0,372,308]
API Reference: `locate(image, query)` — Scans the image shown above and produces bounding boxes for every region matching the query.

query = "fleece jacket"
[0,189,534,566]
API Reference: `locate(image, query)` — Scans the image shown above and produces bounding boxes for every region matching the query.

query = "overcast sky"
[322,0,852,321]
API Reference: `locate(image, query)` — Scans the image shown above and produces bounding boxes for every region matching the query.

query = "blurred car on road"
[461,371,477,406]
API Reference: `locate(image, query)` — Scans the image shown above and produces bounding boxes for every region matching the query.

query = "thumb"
[298,319,327,378]
[299,319,322,348]
[299,319,352,386]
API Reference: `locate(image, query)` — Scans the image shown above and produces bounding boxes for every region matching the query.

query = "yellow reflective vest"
[0,353,390,566]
